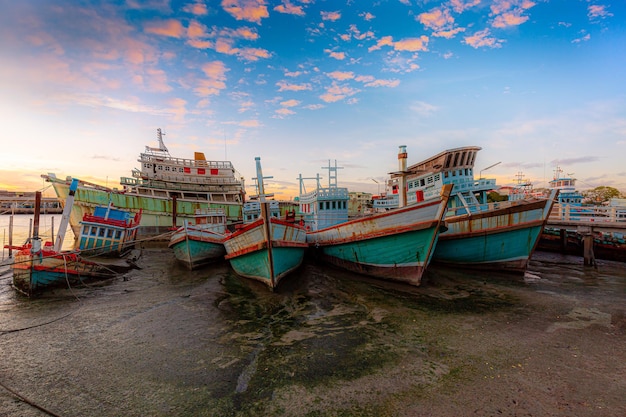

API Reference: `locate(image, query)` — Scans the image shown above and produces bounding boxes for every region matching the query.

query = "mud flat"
[1,249,625,417]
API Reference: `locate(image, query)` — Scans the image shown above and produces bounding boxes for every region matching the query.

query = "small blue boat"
[223,157,308,290]
[301,160,453,286]
[78,204,142,257]
[10,179,134,296]
[168,209,227,270]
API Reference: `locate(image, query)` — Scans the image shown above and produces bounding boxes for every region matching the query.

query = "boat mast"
[54,178,79,252]
[254,157,276,288]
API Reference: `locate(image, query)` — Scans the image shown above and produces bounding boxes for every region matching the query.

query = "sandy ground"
[0,249,624,417]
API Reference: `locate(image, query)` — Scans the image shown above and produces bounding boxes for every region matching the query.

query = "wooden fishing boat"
[223,157,307,290]
[77,204,142,257]
[7,179,135,297]
[168,208,227,269]
[42,128,245,240]
[374,146,557,273]
[301,160,454,286]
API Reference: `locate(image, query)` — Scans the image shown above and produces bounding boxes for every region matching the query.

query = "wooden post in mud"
[581,228,596,268]
[33,191,41,239]
[559,229,567,253]
[8,215,13,257]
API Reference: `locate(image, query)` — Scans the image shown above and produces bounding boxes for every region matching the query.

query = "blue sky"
[1,0,624,199]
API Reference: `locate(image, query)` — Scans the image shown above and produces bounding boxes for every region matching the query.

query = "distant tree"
[487,191,507,202]
[582,186,621,204]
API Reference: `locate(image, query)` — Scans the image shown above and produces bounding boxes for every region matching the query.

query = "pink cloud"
[327,71,354,81]
[417,8,454,31]
[187,20,207,38]
[144,19,185,38]
[588,5,613,20]
[240,119,261,127]
[434,27,466,39]
[280,99,300,107]
[184,2,209,16]
[325,49,346,60]
[394,36,429,52]
[319,82,359,103]
[276,80,311,91]
[449,0,481,13]
[275,108,295,116]
[368,35,394,52]
[363,79,400,88]
[237,47,271,61]
[321,11,341,21]
[188,39,213,49]
[194,61,228,96]
[274,1,305,16]
[464,29,503,48]
[222,0,269,24]
[492,12,529,28]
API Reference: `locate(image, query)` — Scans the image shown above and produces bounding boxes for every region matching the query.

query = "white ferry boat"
[43,129,245,241]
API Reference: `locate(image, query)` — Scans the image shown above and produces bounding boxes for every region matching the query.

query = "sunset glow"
[1,0,624,199]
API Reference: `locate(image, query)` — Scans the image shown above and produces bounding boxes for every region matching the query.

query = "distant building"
[348,191,372,216]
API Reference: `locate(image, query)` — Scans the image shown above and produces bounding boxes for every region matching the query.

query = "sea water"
[0,213,74,261]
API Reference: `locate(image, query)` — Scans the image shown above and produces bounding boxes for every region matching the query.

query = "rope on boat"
[0,379,63,417]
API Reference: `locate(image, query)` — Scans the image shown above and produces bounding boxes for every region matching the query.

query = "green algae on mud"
[204,263,523,416]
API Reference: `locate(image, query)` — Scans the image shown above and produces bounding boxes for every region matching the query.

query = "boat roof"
[405,146,482,174]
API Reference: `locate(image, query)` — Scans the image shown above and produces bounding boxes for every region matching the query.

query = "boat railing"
[121,174,242,188]
[549,203,626,223]
[445,200,517,217]
[139,155,234,169]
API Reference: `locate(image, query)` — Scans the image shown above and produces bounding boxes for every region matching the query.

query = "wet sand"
[1,249,625,417]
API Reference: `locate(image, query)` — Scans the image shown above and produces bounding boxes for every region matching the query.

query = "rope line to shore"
[0,378,64,417]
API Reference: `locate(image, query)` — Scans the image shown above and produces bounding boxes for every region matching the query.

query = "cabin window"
[115,231,122,239]
[444,171,449,178]
[319,202,323,210]
[325,202,330,210]
[90,226,97,236]
[98,228,105,237]
[427,177,433,184]
[157,165,163,170]
[332,201,336,209]
[434,174,440,181]
[465,168,469,176]
[179,168,184,172]
[165,166,170,171]
[107,229,114,238]
[452,171,456,176]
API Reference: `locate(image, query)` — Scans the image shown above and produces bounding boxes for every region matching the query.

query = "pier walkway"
[545,203,626,265]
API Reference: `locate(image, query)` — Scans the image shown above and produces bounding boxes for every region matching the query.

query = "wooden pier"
[0,193,62,214]
[545,203,626,266]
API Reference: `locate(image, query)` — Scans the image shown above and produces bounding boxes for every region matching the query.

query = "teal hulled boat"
[168,209,227,270]
[300,160,453,286]
[374,146,557,273]
[223,157,307,290]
